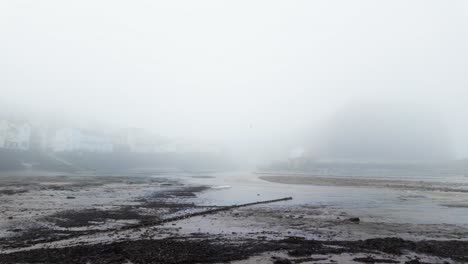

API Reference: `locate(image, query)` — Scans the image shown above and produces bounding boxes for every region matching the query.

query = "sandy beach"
[258,174,468,193]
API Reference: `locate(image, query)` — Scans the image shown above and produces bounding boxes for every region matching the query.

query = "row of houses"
[0,120,221,155]
[53,128,114,153]
[0,120,110,153]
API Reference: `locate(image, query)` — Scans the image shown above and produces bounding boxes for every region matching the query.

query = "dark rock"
[273,258,292,264]
[353,256,399,263]
[405,259,430,264]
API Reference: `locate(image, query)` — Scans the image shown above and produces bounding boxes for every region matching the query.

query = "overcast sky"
[1,1,468,160]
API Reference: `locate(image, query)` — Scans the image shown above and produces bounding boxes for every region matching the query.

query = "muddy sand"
[0,173,467,263]
[258,174,468,193]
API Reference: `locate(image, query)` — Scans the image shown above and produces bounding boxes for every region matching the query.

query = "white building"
[0,120,31,151]
[52,128,113,153]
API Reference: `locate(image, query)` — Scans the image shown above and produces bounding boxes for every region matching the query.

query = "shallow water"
[170,172,468,228]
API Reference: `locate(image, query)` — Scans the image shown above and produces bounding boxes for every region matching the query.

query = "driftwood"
[124,196,293,230]
[5,197,293,250]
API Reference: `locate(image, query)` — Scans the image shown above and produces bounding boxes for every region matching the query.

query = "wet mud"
[0,237,467,264]
[1,174,467,263]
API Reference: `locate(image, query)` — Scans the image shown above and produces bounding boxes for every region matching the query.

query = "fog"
[314,102,454,163]
[1,1,468,164]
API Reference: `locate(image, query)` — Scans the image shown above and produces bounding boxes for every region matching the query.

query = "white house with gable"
[0,120,31,151]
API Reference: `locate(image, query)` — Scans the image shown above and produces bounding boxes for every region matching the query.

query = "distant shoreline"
[259,174,468,193]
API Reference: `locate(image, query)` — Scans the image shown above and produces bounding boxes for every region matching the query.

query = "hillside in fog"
[314,103,454,163]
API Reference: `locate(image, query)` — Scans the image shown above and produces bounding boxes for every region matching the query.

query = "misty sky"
[1,1,468,160]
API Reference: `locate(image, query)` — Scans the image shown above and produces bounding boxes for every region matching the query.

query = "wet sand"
[0,172,467,263]
[259,174,468,193]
